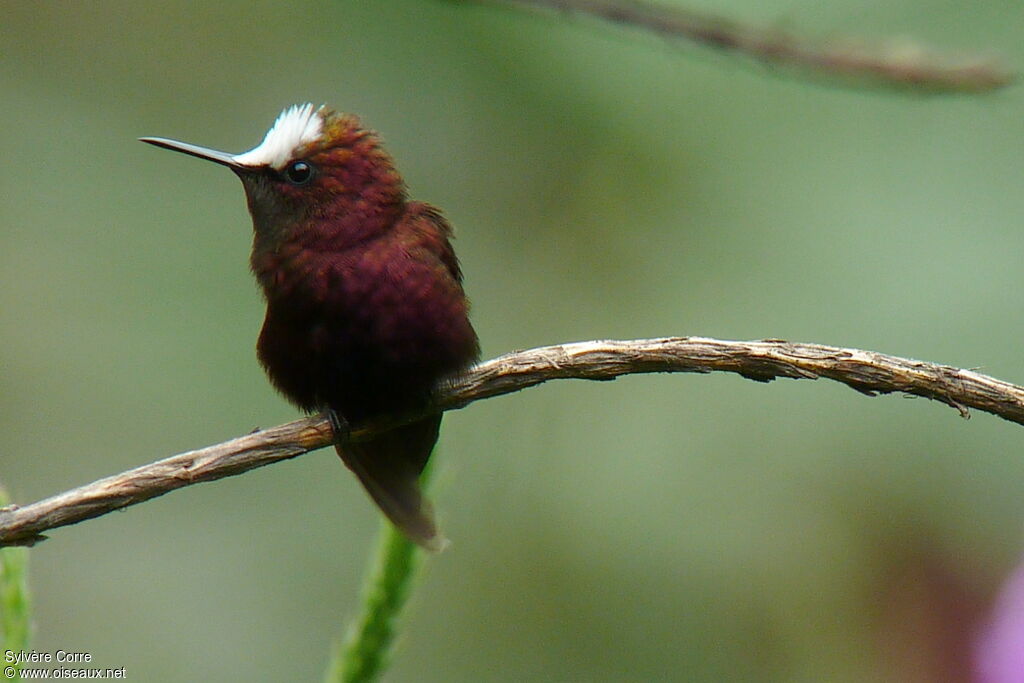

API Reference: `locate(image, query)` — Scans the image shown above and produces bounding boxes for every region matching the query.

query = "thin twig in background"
[478,0,1013,93]
[3,336,1024,547]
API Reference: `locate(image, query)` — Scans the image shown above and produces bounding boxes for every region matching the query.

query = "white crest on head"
[232,103,325,169]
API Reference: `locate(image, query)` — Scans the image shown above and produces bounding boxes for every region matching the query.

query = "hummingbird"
[141,104,479,551]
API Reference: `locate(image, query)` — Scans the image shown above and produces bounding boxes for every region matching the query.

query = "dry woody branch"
[3,336,1024,547]
[491,0,1013,93]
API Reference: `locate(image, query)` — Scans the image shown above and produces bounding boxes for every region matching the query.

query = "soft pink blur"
[976,556,1024,683]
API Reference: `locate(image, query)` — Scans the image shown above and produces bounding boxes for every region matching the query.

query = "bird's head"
[142,104,406,250]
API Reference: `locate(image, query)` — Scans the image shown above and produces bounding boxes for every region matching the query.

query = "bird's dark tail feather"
[335,413,446,551]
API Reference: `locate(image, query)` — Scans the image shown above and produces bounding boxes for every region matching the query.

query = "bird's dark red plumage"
[253,201,478,419]
[145,106,479,549]
[249,111,479,549]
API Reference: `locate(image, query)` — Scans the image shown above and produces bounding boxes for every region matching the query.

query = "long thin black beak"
[139,137,244,170]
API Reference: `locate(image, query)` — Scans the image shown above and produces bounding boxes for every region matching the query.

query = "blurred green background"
[3,1,1024,680]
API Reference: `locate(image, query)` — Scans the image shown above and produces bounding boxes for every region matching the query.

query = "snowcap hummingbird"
[142,104,479,550]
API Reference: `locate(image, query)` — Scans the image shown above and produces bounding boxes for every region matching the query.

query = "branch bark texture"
[3,336,1023,547]
[487,0,1013,93]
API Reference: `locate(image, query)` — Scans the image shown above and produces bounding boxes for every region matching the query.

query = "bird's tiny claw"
[325,408,351,445]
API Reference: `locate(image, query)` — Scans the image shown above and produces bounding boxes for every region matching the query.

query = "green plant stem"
[0,484,31,670]
[325,464,434,683]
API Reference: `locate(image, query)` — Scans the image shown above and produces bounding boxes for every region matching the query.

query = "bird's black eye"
[284,160,314,185]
